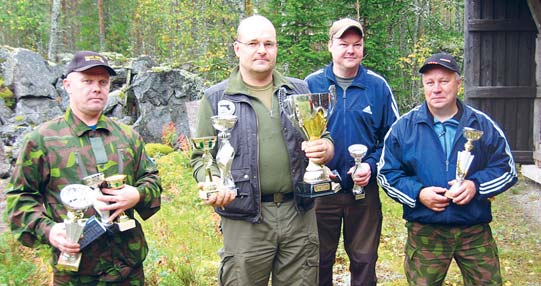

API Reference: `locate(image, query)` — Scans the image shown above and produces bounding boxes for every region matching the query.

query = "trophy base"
[199,189,220,200]
[353,191,365,200]
[295,180,340,198]
[117,218,136,232]
[79,216,107,250]
[57,252,82,272]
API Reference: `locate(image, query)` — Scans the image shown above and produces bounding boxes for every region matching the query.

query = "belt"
[261,192,294,203]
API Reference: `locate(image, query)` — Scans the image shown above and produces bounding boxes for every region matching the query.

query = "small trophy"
[282,86,340,198]
[83,173,110,226]
[446,127,484,199]
[191,136,219,199]
[104,174,136,232]
[348,144,368,200]
[57,184,94,271]
[211,114,238,194]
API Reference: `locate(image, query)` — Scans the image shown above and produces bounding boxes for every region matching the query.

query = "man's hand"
[446,179,476,205]
[198,176,236,208]
[302,138,334,164]
[419,187,450,211]
[97,184,140,222]
[49,222,80,254]
[348,163,371,187]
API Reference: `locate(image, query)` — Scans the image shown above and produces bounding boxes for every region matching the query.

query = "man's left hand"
[97,185,141,222]
[446,179,476,205]
[302,138,334,164]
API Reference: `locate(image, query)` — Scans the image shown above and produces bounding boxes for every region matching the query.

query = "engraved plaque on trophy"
[191,136,219,199]
[211,114,238,195]
[446,127,484,199]
[57,184,94,271]
[348,144,368,200]
[282,86,340,198]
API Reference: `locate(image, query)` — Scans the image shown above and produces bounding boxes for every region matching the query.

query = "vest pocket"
[219,168,257,216]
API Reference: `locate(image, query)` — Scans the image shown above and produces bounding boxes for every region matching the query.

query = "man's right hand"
[197,176,236,208]
[419,187,450,212]
[49,222,80,254]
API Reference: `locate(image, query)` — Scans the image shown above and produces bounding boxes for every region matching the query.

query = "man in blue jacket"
[378,52,517,286]
[305,18,399,286]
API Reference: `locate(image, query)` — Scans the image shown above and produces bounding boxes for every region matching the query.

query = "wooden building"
[464,0,540,168]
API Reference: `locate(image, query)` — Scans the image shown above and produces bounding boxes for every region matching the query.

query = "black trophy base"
[79,216,107,250]
[295,180,339,198]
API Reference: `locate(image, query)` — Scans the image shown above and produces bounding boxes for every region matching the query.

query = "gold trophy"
[58,184,94,271]
[191,136,219,199]
[446,127,484,199]
[104,174,136,232]
[282,86,340,198]
[211,114,238,194]
[348,144,368,200]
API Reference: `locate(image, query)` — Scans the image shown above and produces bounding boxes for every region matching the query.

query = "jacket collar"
[324,62,367,89]
[413,99,477,127]
[64,107,111,137]
[224,66,294,96]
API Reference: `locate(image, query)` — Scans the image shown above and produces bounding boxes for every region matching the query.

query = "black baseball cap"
[64,51,117,77]
[419,52,460,74]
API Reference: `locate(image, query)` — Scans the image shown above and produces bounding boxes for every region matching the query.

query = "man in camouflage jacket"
[6,51,162,285]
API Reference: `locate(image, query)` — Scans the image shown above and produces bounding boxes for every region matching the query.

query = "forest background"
[0,0,464,113]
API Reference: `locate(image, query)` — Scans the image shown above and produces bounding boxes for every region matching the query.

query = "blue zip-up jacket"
[377,100,517,225]
[305,63,399,191]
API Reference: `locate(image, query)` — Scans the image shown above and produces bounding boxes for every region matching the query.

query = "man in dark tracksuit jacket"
[378,52,517,286]
[305,18,399,286]
[191,15,334,286]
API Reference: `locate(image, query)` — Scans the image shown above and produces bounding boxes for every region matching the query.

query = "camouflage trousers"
[404,222,502,286]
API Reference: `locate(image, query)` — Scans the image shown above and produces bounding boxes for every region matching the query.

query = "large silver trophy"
[348,144,368,200]
[191,136,219,199]
[282,86,340,198]
[58,184,94,271]
[446,127,484,199]
[211,114,238,195]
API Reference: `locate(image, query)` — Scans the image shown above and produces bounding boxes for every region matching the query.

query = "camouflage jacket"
[6,108,162,280]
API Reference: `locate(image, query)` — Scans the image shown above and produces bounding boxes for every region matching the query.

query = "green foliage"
[0,234,50,285]
[145,143,174,158]
[0,0,50,52]
[0,78,15,109]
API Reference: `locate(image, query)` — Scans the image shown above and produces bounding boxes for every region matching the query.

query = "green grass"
[1,155,540,285]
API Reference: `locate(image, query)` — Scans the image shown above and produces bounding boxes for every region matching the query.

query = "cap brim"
[73,64,117,76]
[333,26,363,39]
[419,63,459,74]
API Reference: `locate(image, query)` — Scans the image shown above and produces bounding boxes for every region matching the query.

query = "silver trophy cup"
[446,127,484,199]
[58,184,94,271]
[211,114,238,194]
[191,136,219,199]
[348,144,368,200]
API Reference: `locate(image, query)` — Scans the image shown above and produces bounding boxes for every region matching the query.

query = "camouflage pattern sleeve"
[6,130,56,248]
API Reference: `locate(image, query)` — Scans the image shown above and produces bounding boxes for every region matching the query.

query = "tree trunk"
[98,0,105,51]
[47,0,62,61]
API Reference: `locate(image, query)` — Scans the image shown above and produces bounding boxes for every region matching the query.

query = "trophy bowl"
[211,115,238,194]
[104,174,127,189]
[282,87,339,198]
[191,136,220,200]
[348,144,368,200]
